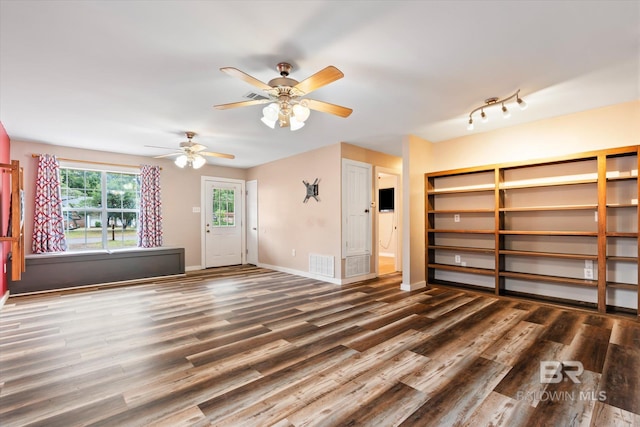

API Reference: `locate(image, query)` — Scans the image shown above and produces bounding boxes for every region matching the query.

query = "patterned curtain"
[138,165,163,248]
[32,154,67,253]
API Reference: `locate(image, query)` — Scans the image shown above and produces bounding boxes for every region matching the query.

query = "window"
[211,188,235,227]
[60,168,140,250]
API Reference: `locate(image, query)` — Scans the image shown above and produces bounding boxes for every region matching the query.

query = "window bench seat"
[8,247,185,295]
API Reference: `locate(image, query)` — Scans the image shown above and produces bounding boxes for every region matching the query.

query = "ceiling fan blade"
[200,151,235,160]
[145,145,175,150]
[306,99,353,118]
[153,153,179,159]
[220,67,273,91]
[214,99,271,110]
[293,66,344,95]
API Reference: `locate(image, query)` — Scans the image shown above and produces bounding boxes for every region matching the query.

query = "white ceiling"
[1,1,638,168]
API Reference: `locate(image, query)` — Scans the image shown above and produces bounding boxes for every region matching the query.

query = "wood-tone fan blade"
[220,67,273,91]
[153,152,180,159]
[306,99,353,118]
[200,151,235,160]
[214,99,271,110]
[145,145,175,150]
[293,66,344,95]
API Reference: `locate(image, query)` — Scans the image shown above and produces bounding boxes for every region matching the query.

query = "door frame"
[246,179,258,265]
[374,167,402,275]
[200,176,246,269]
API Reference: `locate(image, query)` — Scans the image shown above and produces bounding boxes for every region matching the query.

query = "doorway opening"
[377,170,400,275]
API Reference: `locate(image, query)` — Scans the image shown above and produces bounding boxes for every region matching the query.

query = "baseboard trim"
[401,280,427,291]
[340,272,377,285]
[258,263,343,285]
[185,265,203,272]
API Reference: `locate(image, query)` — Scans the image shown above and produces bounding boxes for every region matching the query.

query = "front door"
[204,179,243,268]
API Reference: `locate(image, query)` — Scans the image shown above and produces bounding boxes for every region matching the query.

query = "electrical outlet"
[585,260,593,269]
[454,255,461,263]
[584,268,594,279]
[594,211,598,222]
[292,249,296,256]
[454,214,460,223]
[192,207,201,213]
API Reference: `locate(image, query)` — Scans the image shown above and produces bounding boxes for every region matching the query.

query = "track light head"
[467,117,474,131]
[502,104,511,119]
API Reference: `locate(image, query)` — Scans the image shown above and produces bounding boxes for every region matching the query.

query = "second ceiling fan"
[214,62,353,131]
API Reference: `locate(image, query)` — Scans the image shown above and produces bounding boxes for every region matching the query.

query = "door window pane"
[212,188,235,227]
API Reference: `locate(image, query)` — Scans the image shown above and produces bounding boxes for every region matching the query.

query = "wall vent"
[243,91,270,101]
[345,254,370,277]
[309,254,334,278]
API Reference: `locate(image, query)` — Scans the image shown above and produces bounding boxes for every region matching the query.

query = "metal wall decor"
[303,179,319,203]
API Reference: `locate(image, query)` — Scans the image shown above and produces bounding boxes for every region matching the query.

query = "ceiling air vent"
[243,92,270,101]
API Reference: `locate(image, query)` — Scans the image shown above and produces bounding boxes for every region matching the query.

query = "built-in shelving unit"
[0,160,25,281]
[426,146,639,318]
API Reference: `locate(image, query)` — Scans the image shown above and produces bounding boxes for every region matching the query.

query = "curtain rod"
[31,154,162,170]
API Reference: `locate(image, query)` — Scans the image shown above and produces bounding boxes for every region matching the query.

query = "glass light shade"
[292,104,310,122]
[174,155,188,168]
[502,104,511,118]
[467,118,474,131]
[517,97,528,110]
[192,155,206,169]
[263,103,280,121]
[261,116,276,129]
[289,116,305,131]
[481,110,488,123]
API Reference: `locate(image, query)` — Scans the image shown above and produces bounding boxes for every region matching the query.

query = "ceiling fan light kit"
[147,131,234,169]
[214,62,352,131]
[467,90,527,131]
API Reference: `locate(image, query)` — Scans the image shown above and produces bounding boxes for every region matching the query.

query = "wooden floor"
[1,266,639,426]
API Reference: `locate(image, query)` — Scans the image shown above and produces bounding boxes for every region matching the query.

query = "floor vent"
[309,254,334,278]
[345,254,370,277]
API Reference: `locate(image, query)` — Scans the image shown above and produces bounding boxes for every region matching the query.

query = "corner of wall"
[0,121,10,302]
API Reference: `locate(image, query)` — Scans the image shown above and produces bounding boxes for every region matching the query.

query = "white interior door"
[342,159,372,257]
[246,180,258,265]
[204,179,243,268]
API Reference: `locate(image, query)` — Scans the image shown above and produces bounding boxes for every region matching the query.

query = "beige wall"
[402,134,432,290]
[246,143,342,277]
[429,100,640,172]
[10,140,246,268]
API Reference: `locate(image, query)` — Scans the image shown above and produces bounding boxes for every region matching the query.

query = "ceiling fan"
[146,131,234,169]
[214,62,353,131]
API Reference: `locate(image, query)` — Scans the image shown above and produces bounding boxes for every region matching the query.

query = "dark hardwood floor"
[1,266,638,426]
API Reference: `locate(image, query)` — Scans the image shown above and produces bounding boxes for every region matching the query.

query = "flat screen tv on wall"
[378,187,394,212]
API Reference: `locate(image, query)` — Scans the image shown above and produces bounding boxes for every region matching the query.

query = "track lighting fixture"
[467,90,527,130]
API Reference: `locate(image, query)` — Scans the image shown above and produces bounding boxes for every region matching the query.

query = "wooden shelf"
[500,204,597,212]
[500,250,598,260]
[428,229,494,234]
[428,209,494,214]
[606,232,638,238]
[426,145,639,318]
[0,160,25,281]
[500,230,598,236]
[428,263,494,276]
[500,178,597,190]
[429,245,494,254]
[606,204,638,208]
[500,271,598,287]
[607,256,638,262]
[427,186,494,195]
[607,282,638,290]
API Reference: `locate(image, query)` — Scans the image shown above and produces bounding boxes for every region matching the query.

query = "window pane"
[61,167,140,251]
[64,210,104,250]
[212,188,235,227]
[106,212,138,249]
